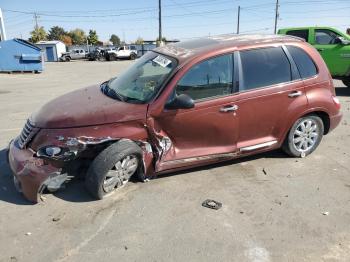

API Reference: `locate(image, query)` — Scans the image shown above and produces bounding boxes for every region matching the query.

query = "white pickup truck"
[106,45,138,60]
[60,49,88,62]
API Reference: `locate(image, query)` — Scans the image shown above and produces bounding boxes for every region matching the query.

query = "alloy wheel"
[292,119,319,152]
[103,155,138,193]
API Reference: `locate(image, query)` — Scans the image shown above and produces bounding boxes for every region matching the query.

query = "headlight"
[36,146,77,161]
[45,146,62,156]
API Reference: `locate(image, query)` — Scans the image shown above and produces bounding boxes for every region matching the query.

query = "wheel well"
[304,111,330,135]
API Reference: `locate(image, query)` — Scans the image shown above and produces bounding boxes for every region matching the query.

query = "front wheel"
[85,140,142,200]
[282,115,324,157]
[130,53,137,60]
[342,79,350,87]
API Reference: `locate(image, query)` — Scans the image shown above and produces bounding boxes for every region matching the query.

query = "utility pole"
[0,8,7,41]
[158,0,163,46]
[236,5,240,34]
[34,12,39,30]
[274,0,279,34]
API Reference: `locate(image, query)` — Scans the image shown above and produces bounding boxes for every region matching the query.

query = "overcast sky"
[0,0,349,42]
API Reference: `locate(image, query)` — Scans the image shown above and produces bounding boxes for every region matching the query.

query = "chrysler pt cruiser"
[8,34,342,203]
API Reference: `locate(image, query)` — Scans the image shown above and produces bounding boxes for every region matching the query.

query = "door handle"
[220,105,239,112]
[288,91,303,98]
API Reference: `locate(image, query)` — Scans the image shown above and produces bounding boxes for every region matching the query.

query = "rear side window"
[240,47,292,91]
[287,46,317,79]
[286,30,309,41]
[176,54,233,101]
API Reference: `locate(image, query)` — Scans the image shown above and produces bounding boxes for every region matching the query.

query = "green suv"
[278,27,350,87]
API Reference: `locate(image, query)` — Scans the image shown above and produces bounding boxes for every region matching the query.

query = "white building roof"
[36,40,64,45]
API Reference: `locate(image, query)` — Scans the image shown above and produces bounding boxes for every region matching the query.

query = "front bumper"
[8,139,63,203]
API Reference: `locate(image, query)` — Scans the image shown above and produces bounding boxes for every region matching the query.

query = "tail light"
[332,96,341,110]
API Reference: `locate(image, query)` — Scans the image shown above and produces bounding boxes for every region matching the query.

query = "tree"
[69,28,86,45]
[134,37,144,45]
[87,30,99,45]
[110,34,120,46]
[47,26,66,41]
[29,26,47,43]
[60,35,72,46]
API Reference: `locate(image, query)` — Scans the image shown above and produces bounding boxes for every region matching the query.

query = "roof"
[13,38,41,51]
[155,34,303,63]
[36,40,65,45]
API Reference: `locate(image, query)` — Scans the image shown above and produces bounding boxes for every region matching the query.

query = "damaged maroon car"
[8,34,342,202]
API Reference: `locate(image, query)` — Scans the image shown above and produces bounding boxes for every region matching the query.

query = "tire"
[65,56,71,62]
[85,140,142,200]
[282,115,324,157]
[343,79,350,87]
[130,53,137,60]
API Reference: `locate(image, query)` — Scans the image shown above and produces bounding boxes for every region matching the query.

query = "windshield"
[104,51,176,103]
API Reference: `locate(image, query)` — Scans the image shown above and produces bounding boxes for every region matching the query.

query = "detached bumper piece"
[8,139,67,203]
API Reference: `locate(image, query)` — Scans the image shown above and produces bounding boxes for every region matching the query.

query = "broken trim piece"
[239,140,278,152]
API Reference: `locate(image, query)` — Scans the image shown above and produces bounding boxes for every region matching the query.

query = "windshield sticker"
[153,55,172,67]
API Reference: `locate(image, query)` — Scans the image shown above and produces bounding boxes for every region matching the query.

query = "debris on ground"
[25,232,32,236]
[262,168,267,175]
[322,211,329,216]
[274,200,282,205]
[202,199,222,210]
[52,217,60,222]
[10,256,17,261]
[40,195,46,201]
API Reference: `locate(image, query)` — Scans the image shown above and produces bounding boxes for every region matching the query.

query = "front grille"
[18,119,39,149]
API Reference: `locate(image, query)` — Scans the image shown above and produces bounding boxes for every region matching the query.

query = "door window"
[315,29,340,45]
[287,46,317,79]
[175,54,233,101]
[240,47,292,91]
[286,30,309,41]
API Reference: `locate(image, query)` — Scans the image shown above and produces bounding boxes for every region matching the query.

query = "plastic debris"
[202,199,222,210]
[25,232,32,236]
[322,211,329,216]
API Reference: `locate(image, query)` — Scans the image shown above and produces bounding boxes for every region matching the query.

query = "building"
[0,38,43,73]
[36,40,66,62]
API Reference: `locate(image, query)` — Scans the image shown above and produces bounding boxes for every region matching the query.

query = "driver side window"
[315,29,340,45]
[175,54,233,101]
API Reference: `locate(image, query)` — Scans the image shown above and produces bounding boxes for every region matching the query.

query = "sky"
[0,0,349,42]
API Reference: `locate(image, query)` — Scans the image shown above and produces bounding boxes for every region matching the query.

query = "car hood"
[31,85,148,128]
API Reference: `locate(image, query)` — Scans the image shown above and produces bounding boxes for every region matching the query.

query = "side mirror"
[165,94,195,110]
[335,36,350,45]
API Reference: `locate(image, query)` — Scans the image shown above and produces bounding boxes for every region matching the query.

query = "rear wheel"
[85,140,142,200]
[65,56,71,62]
[130,53,137,60]
[283,115,324,157]
[343,79,350,87]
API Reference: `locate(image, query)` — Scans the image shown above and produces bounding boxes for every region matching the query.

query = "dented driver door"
[148,53,239,172]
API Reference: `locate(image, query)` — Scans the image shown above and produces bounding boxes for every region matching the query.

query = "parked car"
[87,48,106,61]
[278,27,350,87]
[8,34,342,203]
[106,45,137,60]
[60,49,88,61]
